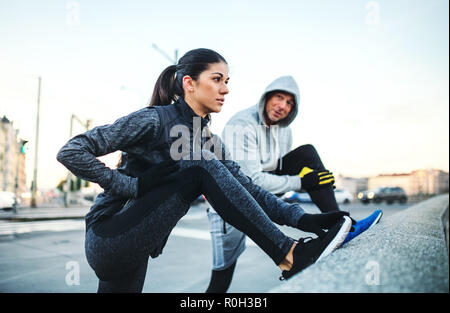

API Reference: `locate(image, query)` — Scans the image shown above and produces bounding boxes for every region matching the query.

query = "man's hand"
[299,166,335,192]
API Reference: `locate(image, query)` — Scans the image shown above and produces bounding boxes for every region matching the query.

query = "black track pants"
[274,144,340,212]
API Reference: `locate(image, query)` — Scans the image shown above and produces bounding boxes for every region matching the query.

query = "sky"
[0,0,448,189]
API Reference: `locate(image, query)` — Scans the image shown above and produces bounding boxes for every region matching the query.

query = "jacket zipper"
[223,220,227,234]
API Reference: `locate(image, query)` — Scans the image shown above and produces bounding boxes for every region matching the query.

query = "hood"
[257,75,300,127]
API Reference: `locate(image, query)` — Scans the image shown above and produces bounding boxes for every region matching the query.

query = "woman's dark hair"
[149,48,227,107]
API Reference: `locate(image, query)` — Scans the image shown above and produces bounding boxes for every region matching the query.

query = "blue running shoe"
[342,209,383,245]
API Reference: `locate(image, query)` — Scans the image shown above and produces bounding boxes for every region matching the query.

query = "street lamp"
[63,114,92,207]
[151,43,178,65]
[30,77,41,208]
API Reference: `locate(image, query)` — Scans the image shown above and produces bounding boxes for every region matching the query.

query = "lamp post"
[30,77,41,208]
[151,43,178,65]
[63,114,92,207]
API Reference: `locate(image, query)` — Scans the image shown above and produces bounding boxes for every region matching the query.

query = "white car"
[334,189,354,204]
[0,191,18,210]
[282,188,354,204]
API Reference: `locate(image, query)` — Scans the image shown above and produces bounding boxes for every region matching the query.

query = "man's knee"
[299,144,316,153]
[294,144,320,159]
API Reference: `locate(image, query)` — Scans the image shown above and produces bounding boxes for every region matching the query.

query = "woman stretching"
[56,48,352,292]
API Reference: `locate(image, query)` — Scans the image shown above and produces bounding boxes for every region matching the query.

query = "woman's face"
[184,61,229,117]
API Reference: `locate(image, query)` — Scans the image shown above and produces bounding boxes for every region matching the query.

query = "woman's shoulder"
[113,106,161,125]
[128,106,159,117]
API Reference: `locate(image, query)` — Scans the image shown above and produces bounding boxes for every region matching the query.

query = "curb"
[269,194,449,293]
[0,215,86,222]
[0,207,89,222]
[442,204,449,253]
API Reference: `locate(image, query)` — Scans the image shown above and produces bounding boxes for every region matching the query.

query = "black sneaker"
[280,216,352,280]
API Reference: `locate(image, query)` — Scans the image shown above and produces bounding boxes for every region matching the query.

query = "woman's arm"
[56,107,161,198]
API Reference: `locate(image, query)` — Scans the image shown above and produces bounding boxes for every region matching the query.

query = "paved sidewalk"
[0,206,89,221]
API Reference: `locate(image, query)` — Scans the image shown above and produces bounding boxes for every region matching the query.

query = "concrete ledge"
[442,204,449,252]
[270,194,449,293]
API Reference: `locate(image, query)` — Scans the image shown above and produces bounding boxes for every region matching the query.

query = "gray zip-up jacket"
[222,76,302,195]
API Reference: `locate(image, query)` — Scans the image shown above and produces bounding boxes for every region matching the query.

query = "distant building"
[0,116,27,195]
[368,170,449,196]
[335,175,368,196]
[337,169,449,197]
[410,169,449,195]
[368,173,411,194]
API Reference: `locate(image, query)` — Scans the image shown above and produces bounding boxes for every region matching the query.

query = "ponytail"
[149,64,181,107]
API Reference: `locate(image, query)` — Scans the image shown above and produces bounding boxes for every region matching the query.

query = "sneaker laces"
[299,236,314,244]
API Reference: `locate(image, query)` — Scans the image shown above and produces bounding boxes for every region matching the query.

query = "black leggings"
[274,144,340,213]
[86,156,297,292]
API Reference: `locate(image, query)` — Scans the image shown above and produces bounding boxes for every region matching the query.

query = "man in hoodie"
[204,75,382,293]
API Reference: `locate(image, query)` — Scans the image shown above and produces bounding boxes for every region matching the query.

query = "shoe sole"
[369,211,383,229]
[317,216,352,262]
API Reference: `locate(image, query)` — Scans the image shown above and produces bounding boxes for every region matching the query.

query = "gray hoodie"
[222,75,302,194]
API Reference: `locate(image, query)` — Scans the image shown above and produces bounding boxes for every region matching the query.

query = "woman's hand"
[137,160,180,197]
[297,211,355,238]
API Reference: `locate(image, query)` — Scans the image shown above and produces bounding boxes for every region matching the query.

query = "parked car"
[282,191,309,203]
[334,189,354,204]
[282,188,354,204]
[0,191,18,211]
[357,187,407,204]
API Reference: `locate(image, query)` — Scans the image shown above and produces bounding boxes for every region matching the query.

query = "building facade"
[409,169,449,195]
[335,175,368,196]
[368,170,449,196]
[0,116,27,195]
[337,169,449,197]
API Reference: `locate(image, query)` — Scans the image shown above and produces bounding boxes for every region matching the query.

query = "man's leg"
[205,261,237,293]
[205,209,246,293]
[275,144,340,212]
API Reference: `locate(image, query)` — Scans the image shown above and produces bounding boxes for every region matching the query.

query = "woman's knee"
[177,159,229,199]
[179,150,225,172]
